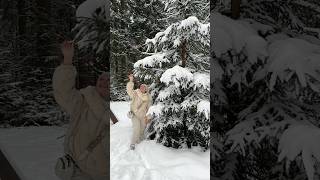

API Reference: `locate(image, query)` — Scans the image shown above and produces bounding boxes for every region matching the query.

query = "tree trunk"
[17,0,27,57]
[35,0,52,62]
[231,0,241,19]
[181,39,187,67]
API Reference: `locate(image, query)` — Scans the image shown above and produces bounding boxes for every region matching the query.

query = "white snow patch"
[160,66,193,87]
[76,0,106,18]
[134,52,171,68]
[146,16,209,52]
[213,12,268,62]
[193,73,210,91]
[197,100,210,120]
[177,16,199,30]
[0,126,65,180]
[147,103,164,118]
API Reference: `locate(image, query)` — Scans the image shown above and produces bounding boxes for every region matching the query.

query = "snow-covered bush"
[134,1,210,150]
[212,12,320,179]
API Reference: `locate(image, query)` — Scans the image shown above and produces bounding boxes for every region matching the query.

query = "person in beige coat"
[53,41,108,180]
[126,74,152,150]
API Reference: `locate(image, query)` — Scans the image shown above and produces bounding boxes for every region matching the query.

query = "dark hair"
[128,71,133,76]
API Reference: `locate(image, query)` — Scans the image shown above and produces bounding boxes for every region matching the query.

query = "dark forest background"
[0,0,165,127]
[0,0,104,127]
[211,0,320,179]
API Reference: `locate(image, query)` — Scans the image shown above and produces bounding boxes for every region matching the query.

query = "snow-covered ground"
[110,101,210,180]
[0,126,65,180]
[0,101,209,180]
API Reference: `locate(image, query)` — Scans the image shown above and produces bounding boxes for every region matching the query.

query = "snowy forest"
[211,0,320,180]
[0,0,109,127]
[110,0,210,179]
[109,0,210,150]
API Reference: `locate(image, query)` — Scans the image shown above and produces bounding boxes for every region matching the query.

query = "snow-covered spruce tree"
[217,0,320,38]
[134,13,210,149]
[74,0,109,79]
[212,12,320,180]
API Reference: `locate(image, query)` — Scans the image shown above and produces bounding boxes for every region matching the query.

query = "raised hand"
[128,74,134,82]
[144,116,150,124]
[61,40,74,65]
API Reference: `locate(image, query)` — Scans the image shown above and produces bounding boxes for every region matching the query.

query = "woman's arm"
[52,41,84,116]
[126,74,136,99]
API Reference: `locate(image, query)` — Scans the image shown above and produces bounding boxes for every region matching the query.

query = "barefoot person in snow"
[126,73,152,150]
[53,40,108,180]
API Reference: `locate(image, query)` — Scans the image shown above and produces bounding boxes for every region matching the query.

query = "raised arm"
[126,74,136,99]
[52,41,84,115]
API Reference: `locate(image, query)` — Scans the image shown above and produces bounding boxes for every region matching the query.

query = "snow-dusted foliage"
[73,0,111,99]
[212,12,320,179]
[76,0,107,19]
[74,0,108,58]
[278,124,320,180]
[135,0,210,150]
[217,0,320,38]
[164,0,210,24]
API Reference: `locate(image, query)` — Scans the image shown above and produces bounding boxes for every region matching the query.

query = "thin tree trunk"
[17,0,26,57]
[231,0,241,19]
[35,0,52,62]
[181,39,187,67]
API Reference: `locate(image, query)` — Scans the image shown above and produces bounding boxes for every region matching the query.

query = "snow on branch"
[278,124,320,180]
[197,100,210,120]
[193,72,210,91]
[134,51,173,68]
[267,38,320,91]
[160,65,193,87]
[146,16,210,52]
[213,13,268,62]
[147,103,165,118]
[76,0,106,18]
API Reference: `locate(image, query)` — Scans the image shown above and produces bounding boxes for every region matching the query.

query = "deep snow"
[0,101,209,180]
[0,126,65,180]
[110,101,210,180]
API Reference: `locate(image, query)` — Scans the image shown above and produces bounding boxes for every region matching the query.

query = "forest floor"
[0,126,64,180]
[0,102,209,180]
